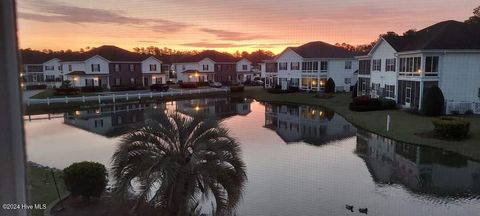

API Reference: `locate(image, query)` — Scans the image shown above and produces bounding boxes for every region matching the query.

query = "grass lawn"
[29,89,95,99]
[27,162,67,216]
[234,87,480,161]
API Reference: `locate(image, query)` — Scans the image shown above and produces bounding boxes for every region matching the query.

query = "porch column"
[418,81,424,110]
[0,0,27,215]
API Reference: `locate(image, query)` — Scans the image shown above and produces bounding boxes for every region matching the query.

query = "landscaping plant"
[432,117,470,140]
[325,78,336,93]
[421,85,445,116]
[112,111,246,215]
[63,161,107,201]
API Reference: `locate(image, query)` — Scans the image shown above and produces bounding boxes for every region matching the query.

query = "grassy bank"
[234,87,480,161]
[27,162,67,216]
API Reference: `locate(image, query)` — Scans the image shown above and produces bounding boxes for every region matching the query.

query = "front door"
[405,87,412,108]
[144,77,149,86]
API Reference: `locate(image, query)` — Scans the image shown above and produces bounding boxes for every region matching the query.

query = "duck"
[359,208,368,214]
[345,205,354,212]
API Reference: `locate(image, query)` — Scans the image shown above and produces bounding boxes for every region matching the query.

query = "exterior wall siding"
[215,63,236,83]
[439,53,480,103]
[109,63,143,86]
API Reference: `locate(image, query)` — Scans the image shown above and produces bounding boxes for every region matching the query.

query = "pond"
[24,98,480,216]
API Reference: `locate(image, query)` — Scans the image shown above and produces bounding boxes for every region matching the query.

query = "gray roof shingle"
[383,20,480,52]
[290,41,355,58]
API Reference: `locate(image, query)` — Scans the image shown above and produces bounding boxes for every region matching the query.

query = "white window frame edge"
[0,1,27,215]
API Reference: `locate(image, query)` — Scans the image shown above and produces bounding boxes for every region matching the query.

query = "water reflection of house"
[175,98,253,119]
[264,103,356,145]
[356,129,480,196]
[64,103,165,137]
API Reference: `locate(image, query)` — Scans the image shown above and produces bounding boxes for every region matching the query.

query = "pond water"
[25,98,480,216]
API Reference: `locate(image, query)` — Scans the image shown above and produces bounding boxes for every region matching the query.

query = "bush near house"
[25,84,47,90]
[110,85,146,91]
[421,85,445,116]
[80,86,103,93]
[55,88,80,96]
[432,117,470,140]
[63,161,107,201]
[349,96,397,111]
[230,85,245,92]
[351,83,358,99]
[179,82,198,88]
[325,78,335,93]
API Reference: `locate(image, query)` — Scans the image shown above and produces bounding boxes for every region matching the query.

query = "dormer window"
[149,64,157,71]
[202,64,209,71]
[242,64,248,70]
[91,64,100,72]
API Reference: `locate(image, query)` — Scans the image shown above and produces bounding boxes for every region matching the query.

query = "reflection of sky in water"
[24,99,480,216]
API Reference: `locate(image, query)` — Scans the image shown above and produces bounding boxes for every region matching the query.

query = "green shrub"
[351,83,358,99]
[349,96,397,111]
[325,78,335,93]
[421,85,445,116]
[230,85,245,92]
[314,93,334,99]
[63,161,107,200]
[267,88,295,94]
[379,98,397,109]
[432,117,470,140]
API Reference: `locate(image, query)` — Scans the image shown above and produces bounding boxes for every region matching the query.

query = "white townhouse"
[60,46,164,89]
[173,50,240,84]
[236,58,257,82]
[357,20,480,114]
[20,56,63,87]
[263,41,358,92]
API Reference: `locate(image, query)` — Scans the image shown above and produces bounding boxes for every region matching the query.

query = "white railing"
[26,88,229,106]
[445,101,480,114]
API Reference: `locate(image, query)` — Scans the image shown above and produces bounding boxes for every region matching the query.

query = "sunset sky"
[16,0,478,54]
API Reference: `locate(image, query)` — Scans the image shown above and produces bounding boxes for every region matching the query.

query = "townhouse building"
[262,41,358,92]
[60,46,165,89]
[357,20,480,113]
[173,50,256,84]
[21,55,63,87]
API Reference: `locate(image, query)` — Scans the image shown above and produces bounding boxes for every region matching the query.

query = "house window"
[385,59,396,72]
[114,64,120,72]
[150,64,157,71]
[372,59,382,71]
[202,64,209,71]
[291,62,300,70]
[115,78,121,86]
[425,56,439,73]
[130,78,135,85]
[320,61,328,72]
[385,85,395,98]
[344,78,351,84]
[58,65,62,70]
[45,75,55,81]
[345,61,352,69]
[279,62,288,70]
[242,64,248,70]
[91,64,100,72]
[182,65,186,70]
[302,61,319,72]
[129,64,135,72]
[68,65,72,71]
[45,66,54,70]
[399,57,421,73]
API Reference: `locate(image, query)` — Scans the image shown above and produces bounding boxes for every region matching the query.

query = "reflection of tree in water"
[111,111,247,215]
[355,129,480,198]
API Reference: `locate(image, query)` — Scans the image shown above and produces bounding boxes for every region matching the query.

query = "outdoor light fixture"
[417,69,422,73]
[320,81,325,86]
[312,80,317,85]
[74,111,81,116]
[195,105,200,112]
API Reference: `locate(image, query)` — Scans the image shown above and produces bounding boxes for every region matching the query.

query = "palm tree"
[111,111,247,216]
